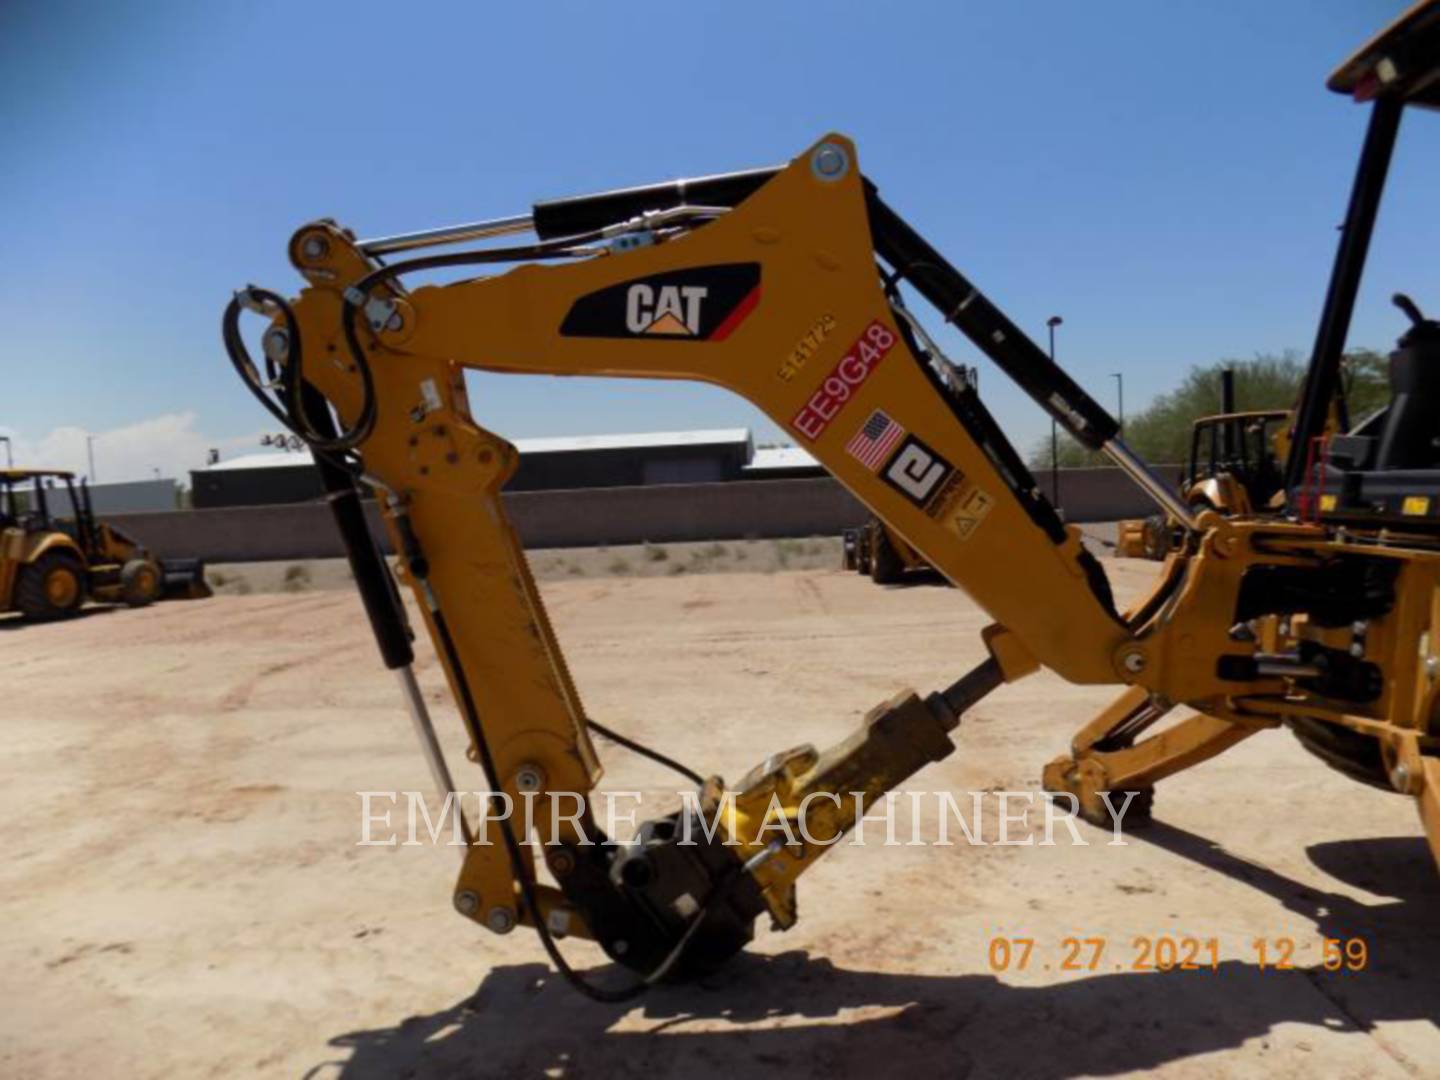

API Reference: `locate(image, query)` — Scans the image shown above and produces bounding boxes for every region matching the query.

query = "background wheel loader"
[1115,367,1298,559]
[843,517,935,584]
[0,469,210,621]
[1115,407,1292,558]
[841,359,978,584]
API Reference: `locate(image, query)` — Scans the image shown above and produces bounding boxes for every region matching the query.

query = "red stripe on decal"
[709,285,761,341]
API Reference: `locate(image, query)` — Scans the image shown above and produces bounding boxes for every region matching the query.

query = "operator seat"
[1373,294,1440,470]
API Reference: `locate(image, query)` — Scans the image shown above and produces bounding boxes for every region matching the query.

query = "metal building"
[743,446,825,481]
[190,452,323,509]
[506,429,753,491]
[189,429,763,509]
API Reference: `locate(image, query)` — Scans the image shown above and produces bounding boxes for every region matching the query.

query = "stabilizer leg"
[1419,757,1440,871]
[1044,689,1275,826]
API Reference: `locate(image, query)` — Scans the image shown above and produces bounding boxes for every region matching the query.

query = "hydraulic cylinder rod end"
[394,665,467,833]
[1101,439,1200,532]
[356,213,535,256]
[531,167,780,240]
[931,656,1005,732]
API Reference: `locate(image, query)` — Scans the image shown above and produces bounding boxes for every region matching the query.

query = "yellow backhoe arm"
[378,144,1134,680]
[224,131,1440,997]
[225,135,1157,993]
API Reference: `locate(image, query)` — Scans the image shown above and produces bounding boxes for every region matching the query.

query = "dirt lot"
[203,536,850,596]
[2,556,1437,1078]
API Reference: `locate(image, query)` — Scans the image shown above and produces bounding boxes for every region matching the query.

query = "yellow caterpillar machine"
[0,468,209,621]
[1115,369,1292,559]
[1115,364,1362,559]
[224,3,1439,999]
[842,516,932,584]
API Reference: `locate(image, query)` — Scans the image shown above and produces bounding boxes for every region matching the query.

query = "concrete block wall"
[106,468,1176,562]
[83,479,179,514]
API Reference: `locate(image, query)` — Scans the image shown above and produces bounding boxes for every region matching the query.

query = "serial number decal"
[791,319,898,440]
[778,313,837,382]
[984,936,1370,974]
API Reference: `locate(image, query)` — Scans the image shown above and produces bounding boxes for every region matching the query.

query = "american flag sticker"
[845,410,905,471]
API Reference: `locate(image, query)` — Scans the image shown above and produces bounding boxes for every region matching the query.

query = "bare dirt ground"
[204,536,849,596]
[2,555,1437,1078]
[203,527,1118,595]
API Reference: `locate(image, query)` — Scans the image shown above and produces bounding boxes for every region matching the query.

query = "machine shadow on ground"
[0,606,119,632]
[881,568,950,589]
[307,830,1438,1078]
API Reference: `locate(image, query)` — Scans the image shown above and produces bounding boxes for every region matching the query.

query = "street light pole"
[86,433,98,483]
[1047,316,1063,510]
[1111,372,1125,435]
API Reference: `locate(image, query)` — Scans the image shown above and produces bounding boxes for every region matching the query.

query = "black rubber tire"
[1287,716,1394,792]
[14,551,87,621]
[1142,514,1168,559]
[120,559,163,607]
[870,527,904,585]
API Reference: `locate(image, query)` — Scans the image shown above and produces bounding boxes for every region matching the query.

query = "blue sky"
[2,0,1435,481]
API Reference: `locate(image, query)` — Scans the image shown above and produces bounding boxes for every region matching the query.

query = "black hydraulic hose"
[223,303,413,667]
[223,243,733,1000]
[329,235,608,453]
[228,311,716,999]
[222,287,306,437]
[426,600,735,1003]
[224,238,608,463]
[230,222,915,998]
[587,719,705,788]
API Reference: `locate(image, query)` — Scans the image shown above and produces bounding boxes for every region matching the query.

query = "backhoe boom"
[224,116,1440,995]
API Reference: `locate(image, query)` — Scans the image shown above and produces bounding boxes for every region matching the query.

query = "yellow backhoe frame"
[245,134,1437,950]
[225,0,1440,995]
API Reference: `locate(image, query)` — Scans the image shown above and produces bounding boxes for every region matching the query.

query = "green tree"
[1030,349,1389,469]
[1340,348,1389,420]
